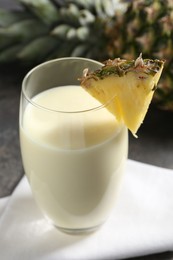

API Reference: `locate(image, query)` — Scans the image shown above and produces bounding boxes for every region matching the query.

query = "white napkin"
[0,159,173,260]
[0,196,9,216]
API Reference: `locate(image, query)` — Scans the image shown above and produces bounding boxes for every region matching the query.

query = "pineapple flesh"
[80,55,164,136]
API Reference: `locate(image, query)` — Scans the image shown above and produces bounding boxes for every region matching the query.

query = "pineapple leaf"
[102,0,115,17]
[18,0,59,24]
[66,28,77,39]
[51,24,72,39]
[0,19,48,46]
[95,0,105,18]
[79,10,95,25]
[47,41,77,58]
[59,4,81,26]
[17,36,58,63]
[0,9,30,27]
[76,27,90,41]
[94,0,121,18]
[65,0,95,10]
[102,0,126,17]
[0,44,22,62]
[71,44,89,56]
[66,3,80,17]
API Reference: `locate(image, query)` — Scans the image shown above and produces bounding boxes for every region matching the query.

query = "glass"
[19,57,128,233]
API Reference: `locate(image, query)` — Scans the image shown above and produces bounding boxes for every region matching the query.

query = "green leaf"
[60,4,80,26]
[76,27,90,40]
[102,0,128,17]
[67,3,80,17]
[79,10,95,26]
[66,28,77,39]
[0,19,48,48]
[67,0,94,10]
[71,44,89,57]
[17,36,58,62]
[0,44,22,62]
[102,0,116,17]
[0,9,30,27]
[51,24,72,39]
[48,41,77,58]
[18,0,59,24]
[95,0,105,18]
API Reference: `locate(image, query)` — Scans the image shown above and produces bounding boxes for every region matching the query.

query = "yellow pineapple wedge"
[80,54,164,136]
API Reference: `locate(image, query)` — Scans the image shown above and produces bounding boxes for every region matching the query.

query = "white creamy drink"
[20,85,128,230]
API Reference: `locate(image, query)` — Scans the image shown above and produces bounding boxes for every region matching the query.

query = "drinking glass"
[19,57,128,233]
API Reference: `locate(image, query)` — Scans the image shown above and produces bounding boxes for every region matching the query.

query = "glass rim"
[22,57,114,114]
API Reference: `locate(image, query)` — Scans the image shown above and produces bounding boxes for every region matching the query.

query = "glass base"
[46,217,104,235]
[55,223,104,235]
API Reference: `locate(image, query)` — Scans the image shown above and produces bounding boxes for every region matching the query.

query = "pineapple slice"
[80,54,164,136]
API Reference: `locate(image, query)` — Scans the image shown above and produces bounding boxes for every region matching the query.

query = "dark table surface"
[0,1,173,260]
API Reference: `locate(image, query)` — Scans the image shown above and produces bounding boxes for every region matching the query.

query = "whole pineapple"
[106,0,173,111]
[0,0,173,111]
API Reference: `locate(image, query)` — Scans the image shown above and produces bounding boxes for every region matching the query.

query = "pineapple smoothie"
[20,85,128,230]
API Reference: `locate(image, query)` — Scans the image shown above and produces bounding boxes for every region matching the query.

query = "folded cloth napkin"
[0,159,173,260]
